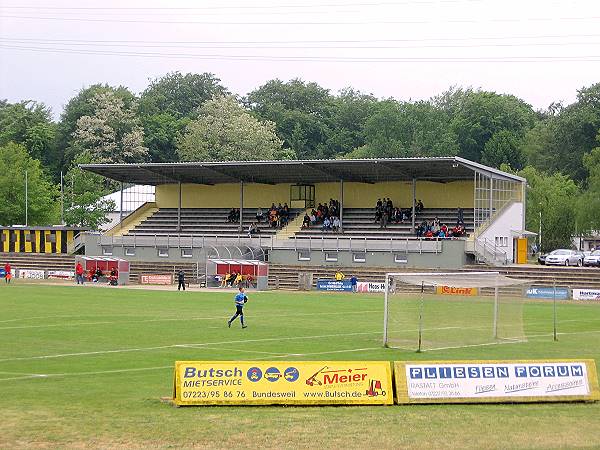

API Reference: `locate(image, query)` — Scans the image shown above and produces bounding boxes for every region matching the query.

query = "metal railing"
[472,237,508,266]
[94,233,449,254]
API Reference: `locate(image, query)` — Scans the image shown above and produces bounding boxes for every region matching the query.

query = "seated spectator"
[322,216,331,231]
[269,208,279,228]
[92,268,102,283]
[310,210,317,225]
[416,199,424,213]
[226,208,236,223]
[256,208,264,223]
[220,272,231,288]
[302,213,311,229]
[229,272,237,287]
[234,272,243,286]
[332,216,341,233]
[425,229,434,239]
[438,229,446,238]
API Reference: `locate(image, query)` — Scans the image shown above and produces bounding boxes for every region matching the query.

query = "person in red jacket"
[4,262,11,284]
[75,262,84,285]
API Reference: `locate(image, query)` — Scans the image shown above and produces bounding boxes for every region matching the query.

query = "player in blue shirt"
[228,286,248,329]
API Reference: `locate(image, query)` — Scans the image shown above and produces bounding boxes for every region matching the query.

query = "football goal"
[383,271,531,352]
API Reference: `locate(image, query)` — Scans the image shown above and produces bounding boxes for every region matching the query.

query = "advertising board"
[18,269,45,279]
[436,286,479,296]
[140,274,173,285]
[394,360,600,404]
[47,270,75,279]
[356,281,386,293]
[525,286,570,300]
[316,279,353,292]
[572,289,600,301]
[172,361,393,406]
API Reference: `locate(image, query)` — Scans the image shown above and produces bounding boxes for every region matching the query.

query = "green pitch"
[1,284,600,449]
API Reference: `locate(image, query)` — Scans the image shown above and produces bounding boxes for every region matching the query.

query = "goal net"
[383,271,530,352]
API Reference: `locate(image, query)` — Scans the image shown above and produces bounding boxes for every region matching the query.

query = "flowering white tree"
[73,92,148,164]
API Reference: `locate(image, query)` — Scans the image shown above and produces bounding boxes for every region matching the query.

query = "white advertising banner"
[356,281,386,293]
[395,360,600,404]
[18,269,45,279]
[572,289,600,301]
[47,270,75,279]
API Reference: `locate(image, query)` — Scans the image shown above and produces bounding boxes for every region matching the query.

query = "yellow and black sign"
[172,361,393,406]
[0,227,85,254]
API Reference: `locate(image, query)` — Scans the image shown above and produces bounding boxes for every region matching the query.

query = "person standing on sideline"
[75,262,84,285]
[177,270,186,291]
[228,286,248,329]
[4,262,11,284]
[350,275,358,293]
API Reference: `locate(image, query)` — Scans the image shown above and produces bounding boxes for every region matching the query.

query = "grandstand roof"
[80,157,525,185]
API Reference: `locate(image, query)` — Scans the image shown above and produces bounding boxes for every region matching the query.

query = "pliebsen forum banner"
[395,360,600,404]
[172,361,393,406]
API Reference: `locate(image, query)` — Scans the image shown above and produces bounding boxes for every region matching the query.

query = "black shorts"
[236,305,244,314]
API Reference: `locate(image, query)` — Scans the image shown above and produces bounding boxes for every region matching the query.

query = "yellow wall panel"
[155,180,475,210]
[35,230,41,253]
[56,230,62,253]
[44,230,52,253]
[2,230,8,252]
[23,230,32,253]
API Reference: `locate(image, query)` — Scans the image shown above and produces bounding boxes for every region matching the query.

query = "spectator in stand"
[416,199,424,213]
[322,216,331,231]
[269,208,279,228]
[226,208,236,223]
[302,212,311,229]
[256,208,264,223]
[221,272,231,288]
[229,271,237,287]
[248,222,259,237]
[280,204,290,227]
[75,262,84,285]
[234,272,243,286]
[4,262,11,284]
[332,216,341,233]
[310,210,317,226]
[374,199,383,223]
[457,207,464,225]
[380,209,388,229]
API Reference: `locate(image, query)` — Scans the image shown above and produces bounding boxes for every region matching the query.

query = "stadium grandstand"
[79,157,530,269]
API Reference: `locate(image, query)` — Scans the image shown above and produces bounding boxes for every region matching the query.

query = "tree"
[63,152,115,230]
[346,100,459,158]
[138,72,228,118]
[246,79,336,159]
[518,166,579,252]
[176,96,284,161]
[0,100,58,174]
[444,90,536,163]
[576,139,600,234]
[57,84,136,170]
[0,142,59,226]
[73,92,149,164]
[481,130,524,169]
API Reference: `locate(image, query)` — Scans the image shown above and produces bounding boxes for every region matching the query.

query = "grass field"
[1,283,600,449]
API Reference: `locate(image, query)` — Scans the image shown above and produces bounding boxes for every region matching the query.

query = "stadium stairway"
[267,263,600,292]
[275,209,311,239]
[105,202,158,237]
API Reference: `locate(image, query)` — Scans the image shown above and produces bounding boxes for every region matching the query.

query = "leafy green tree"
[63,152,115,230]
[73,92,149,164]
[0,100,58,174]
[576,140,600,234]
[443,90,536,163]
[177,96,283,161]
[246,79,336,159]
[0,142,59,226]
[57,84,136,170]
[519,166,579,251]
[346,100,459,158]
[481,130,524,169]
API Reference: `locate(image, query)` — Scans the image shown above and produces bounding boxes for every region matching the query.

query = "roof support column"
[177,181,182,232]
[239,180,244,234]
[119,181,124,229]
[411,178,416,232]
[489,175,494,221]
[339,179,344,233]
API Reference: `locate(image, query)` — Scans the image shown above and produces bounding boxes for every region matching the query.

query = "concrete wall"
[268,240,467,269]
[155,180,475,209]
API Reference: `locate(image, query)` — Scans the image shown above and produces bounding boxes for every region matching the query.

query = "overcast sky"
[1,0,600,118]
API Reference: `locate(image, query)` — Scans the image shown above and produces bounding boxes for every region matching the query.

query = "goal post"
[383,271,530,352]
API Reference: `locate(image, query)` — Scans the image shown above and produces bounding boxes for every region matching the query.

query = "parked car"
[544,249,583,266]
[583,250,600,267]
[538,253,547,265]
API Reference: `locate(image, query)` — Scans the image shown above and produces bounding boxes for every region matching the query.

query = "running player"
[227,286,248,329]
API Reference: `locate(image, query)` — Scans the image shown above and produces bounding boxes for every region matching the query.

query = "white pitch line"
[0,310,381,331]
[0,331,382,363]
[252,347,382,360]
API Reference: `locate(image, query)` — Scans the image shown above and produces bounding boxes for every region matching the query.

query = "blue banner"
[525,286,570,300]
[316,279,353,292]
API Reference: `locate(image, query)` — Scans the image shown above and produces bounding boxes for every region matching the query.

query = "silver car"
[544,249,583,267]
[583,250,600,267]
